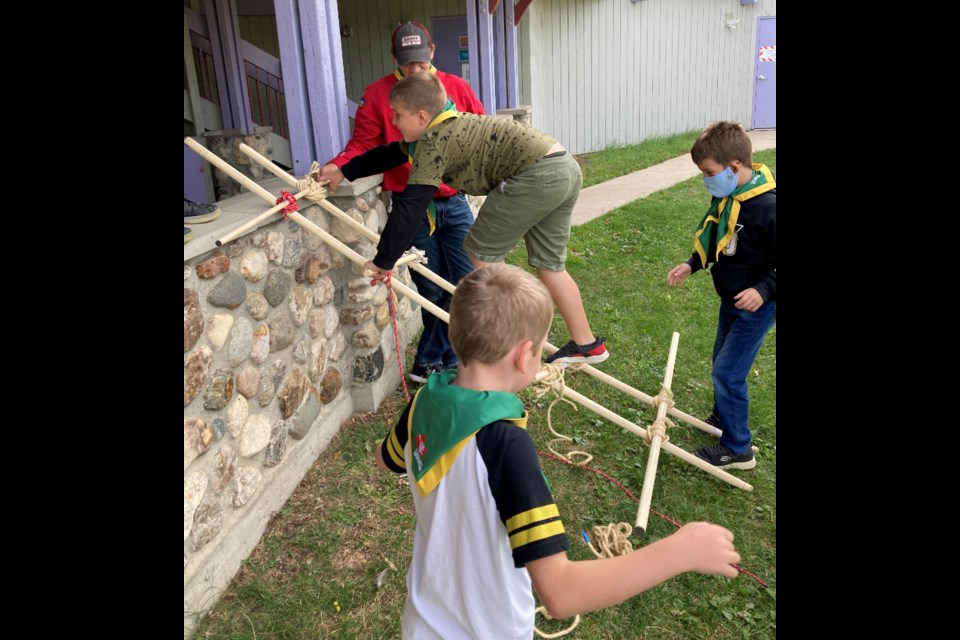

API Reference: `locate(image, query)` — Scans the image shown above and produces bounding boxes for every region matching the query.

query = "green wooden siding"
[337,0,466,104]
[239,15,280,59]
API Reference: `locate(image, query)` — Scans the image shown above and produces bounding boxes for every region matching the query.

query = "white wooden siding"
[336,0,467,104]
[524,0,776,154]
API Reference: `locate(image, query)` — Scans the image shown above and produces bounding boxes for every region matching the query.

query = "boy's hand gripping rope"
[296,161,330,201]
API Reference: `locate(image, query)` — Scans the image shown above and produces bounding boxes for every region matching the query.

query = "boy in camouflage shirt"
[325,72,609,366]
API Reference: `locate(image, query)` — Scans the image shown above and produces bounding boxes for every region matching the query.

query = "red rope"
[276,190,298,218]
[385,272,410,403]
[537,450,767,588]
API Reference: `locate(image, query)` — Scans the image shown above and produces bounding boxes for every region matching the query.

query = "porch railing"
[188,29,287,139]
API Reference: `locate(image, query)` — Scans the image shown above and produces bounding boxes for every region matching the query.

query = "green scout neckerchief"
[405,99,458,236]
[406,369,527,497]
[693,163,776,268]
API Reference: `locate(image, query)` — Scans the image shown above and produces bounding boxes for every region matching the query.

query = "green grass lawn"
[193,148,777,640]
[577,130,702,188]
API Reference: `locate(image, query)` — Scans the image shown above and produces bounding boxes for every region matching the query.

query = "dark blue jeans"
[408,193,475,369]
[711,299,777,455]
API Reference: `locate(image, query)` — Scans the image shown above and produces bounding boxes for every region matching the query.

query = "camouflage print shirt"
[402,113,556,195]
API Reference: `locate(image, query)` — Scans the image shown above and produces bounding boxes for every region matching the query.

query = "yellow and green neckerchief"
[694,163,776,268]
[401,370,527,497]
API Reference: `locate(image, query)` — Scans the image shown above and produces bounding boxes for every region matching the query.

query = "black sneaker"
[408,364,442,384]
[693,443,756,470]
[184,226,194,244]
[545,336,609,365]
[184,198,221,223]
[704,411,721,428]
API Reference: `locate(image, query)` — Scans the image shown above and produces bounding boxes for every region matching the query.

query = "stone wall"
[183,179,420,637]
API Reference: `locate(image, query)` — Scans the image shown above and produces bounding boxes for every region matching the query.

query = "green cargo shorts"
[464,152,582,271]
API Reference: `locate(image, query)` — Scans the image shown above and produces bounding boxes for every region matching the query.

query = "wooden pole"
[544,342,723,439]
[237,143,457,296]
[634,332,680,536]
[215,188,310,247]
[533,366,753,491]
[183,137,449,323]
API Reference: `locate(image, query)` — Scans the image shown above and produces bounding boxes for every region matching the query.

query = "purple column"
[204,0,254,133]
[299,0,350,166]
[275,0,350,175]
[503,0,520,108]
[492,3,506,110]
[466,0,480,100]
[472,0,497,115]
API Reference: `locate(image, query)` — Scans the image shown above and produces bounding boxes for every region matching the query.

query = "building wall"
[525,0,777,153]
[337,0,467,103]
[183,180,420,638]
[239,15,280,58]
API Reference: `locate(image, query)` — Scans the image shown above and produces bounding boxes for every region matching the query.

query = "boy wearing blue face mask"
[666,121,776,470]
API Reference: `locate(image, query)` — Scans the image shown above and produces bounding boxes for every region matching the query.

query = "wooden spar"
[634,332,680,537]
[214,188,310,247]
[545,342,723,439]
[237,143,457,296]
[533,367,753,491]
[183,137,449,323]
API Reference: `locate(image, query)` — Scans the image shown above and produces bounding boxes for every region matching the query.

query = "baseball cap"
[391,22,433,65]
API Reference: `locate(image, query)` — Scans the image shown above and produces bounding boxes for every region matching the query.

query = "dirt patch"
[236,390,411,586]
[332,545,372,571]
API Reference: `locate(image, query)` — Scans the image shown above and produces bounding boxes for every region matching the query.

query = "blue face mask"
[703,166,739,198]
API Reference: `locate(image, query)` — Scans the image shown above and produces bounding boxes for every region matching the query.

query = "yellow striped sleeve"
[506,504,560,533]
[385,428,405,469]
[508,520,566,549]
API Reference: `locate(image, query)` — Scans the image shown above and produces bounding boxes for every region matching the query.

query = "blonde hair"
[449,264,553,365]
[388,72,447,117]
[690,121,753,166]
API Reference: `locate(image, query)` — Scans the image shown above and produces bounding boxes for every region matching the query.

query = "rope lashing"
[275,190,298,219]
[297,161,330,201]
[534,607,580,639]
[298,164,429,272]
[586,523,634,559]
[539,451,769,588]
[643,385,675,445]
[533,521,633,638]
[404,246,428,267]
[534,363,593,465]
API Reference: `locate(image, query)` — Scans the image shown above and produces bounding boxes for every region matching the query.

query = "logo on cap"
[401,35,422,47]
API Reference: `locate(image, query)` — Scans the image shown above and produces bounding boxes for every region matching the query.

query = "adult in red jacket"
[317,21,485,383]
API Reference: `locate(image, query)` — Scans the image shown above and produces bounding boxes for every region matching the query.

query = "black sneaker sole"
[547,350,610,366]
[408,372,429,384]
[695,455,757,471]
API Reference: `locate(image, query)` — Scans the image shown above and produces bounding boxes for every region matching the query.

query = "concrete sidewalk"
[571,129,776,227]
